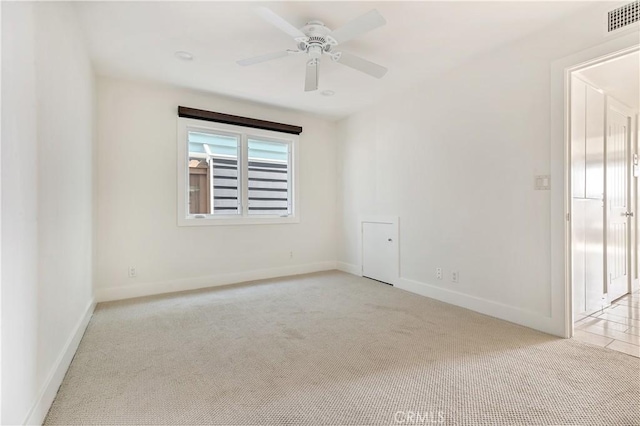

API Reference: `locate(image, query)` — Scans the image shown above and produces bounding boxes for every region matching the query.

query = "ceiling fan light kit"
[238,8,388,92]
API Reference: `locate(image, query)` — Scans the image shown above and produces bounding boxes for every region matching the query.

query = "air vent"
[608,1,639,33]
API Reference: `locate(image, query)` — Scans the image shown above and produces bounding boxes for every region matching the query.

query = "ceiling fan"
[237,7,388,92]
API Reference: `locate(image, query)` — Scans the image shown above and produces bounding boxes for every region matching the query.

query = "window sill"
[177,215,300,227]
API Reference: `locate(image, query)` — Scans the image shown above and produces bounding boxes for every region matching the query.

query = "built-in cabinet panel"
[573,200,586,314]
[572,76,606,318]
[584,200,605,310]
[573,199,606,315]
[585,86,605,200]
[362,220,398,285]
[572,78,587,198]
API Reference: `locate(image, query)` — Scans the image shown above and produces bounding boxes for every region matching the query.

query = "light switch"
[535,175,551,190]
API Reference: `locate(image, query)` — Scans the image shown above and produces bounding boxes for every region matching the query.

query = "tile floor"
[574,288,640,358]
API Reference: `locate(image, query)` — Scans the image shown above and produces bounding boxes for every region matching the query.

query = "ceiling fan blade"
[305,60,319,92]
[333,51,387,79]
[237,50,290,66]
[256,7,306,40]
[327,9,386,45]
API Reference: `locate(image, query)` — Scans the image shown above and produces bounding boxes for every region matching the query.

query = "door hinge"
[566,213,570,221]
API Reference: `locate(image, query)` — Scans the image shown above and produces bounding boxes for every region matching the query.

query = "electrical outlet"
[452,271,459,283]
[436,267,443,280]
[128,266,137,278]
[289,251,293,259]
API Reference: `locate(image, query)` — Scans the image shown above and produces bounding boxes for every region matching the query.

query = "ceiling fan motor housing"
[302,21,330,36]
[300,21,337,54]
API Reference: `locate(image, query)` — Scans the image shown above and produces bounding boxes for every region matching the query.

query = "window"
[188,131,240,215]
[178,117,298,225]
[247,138,290,215]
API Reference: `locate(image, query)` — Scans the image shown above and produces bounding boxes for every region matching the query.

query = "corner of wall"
[23,299,96,425]
[337,262,361,276]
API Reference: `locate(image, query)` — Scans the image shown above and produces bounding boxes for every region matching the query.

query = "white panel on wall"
[362,221,398,285]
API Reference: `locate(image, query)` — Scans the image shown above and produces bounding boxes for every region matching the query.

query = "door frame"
[552,36,639,338]
[359,216,400,286]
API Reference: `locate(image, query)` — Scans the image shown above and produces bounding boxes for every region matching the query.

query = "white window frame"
[177,117,299,226]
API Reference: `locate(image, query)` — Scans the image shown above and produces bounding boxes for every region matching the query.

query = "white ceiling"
[75,1,596,119]
[577,51,640,110]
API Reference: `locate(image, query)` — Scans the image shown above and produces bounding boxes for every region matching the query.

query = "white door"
[362,222,397,285]
[571,79,606,318]
[606,98,632,301]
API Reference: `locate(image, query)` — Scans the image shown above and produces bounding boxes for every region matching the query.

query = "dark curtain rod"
[178,106,303,135]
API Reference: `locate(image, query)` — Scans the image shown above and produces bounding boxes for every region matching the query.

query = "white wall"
[95,77,338,301]
[1,3,39,423]
[337,3,639,336]
[1,2,95,424]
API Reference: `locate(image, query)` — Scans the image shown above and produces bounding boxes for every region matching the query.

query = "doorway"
[570,49,640,355]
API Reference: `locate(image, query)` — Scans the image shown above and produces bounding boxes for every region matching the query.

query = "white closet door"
[362,222,397,285]
[607,99,632,301]
[572,80,606,317]
[584,86,605,313]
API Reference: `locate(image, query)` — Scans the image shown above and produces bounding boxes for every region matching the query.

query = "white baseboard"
[396,277,559,336]
[337,261,361,276]
[338,266,559,336]
[96,261,338,302]
[24,299,96,425]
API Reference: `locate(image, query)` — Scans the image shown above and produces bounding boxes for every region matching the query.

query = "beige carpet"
[46,271,640,425]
